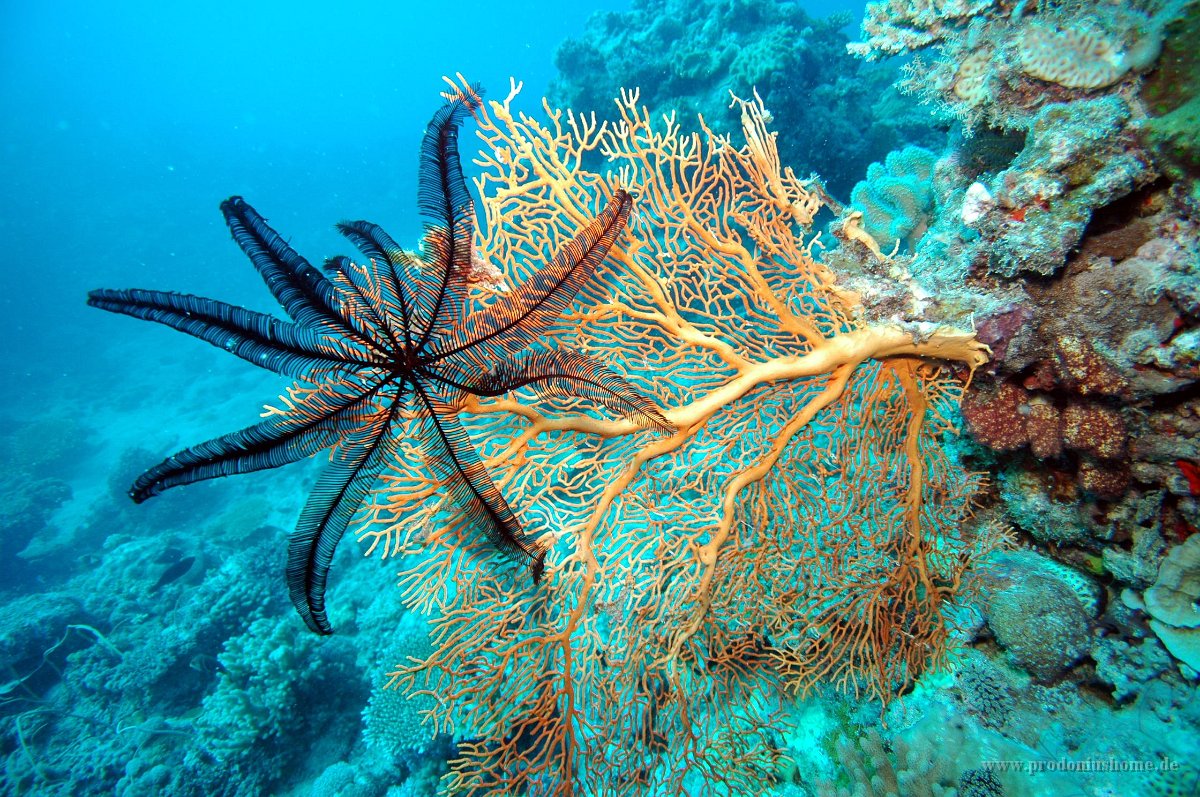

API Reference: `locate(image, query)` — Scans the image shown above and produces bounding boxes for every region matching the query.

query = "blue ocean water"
[3,0,1198,795]
[1,0,630,404]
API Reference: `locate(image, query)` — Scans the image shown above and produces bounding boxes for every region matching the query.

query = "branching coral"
[357,77,998,795]
[847,0,1003,61]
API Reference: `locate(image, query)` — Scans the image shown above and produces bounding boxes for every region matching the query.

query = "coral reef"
[9,0,1200,786]
[851,0,1169,130]
[836,0,1199,673]
[0,449,428,797]
[824,4,1200,790]
[551,0,943,197]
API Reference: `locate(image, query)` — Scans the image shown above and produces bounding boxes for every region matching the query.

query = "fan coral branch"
[361,76,995,795]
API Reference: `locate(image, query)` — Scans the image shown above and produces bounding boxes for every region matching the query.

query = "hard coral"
[955,652,1015,728]
[848,0,998,60]
[362,614,445,766]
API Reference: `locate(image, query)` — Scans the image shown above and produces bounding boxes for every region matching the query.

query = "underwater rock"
[981,97,1157,278]
[996,468,1089,547]
[0,592,93,698]
[957,200,1199,553]
[0,474,71,583]
[1101,502,1169,589]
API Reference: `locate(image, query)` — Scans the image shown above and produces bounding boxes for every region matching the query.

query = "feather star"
[88,86,671,634]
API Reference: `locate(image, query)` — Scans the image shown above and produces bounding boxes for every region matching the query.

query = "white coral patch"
[961,181,994,225]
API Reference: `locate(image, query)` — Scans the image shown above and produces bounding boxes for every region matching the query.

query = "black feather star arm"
[129,377,388,502]
[410,384,547,582]
[410,85,483,349]
[221,197,384,355]
[85,288,368,379]
[427,189,633,368]
[318,254,397,349]
[287,404,400,635]
[458,349,673,434]
[416,84,479,230]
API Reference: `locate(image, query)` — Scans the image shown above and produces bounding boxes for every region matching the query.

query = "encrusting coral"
[354,76,1002,795]
[1143,535,1200,673]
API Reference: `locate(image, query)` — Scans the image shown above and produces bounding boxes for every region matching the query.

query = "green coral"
[192,617,319,763]
[849,145,938,251]
[1148,95,1200,179]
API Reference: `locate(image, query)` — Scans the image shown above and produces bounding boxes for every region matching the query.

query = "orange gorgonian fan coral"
[359,76,1003,795]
